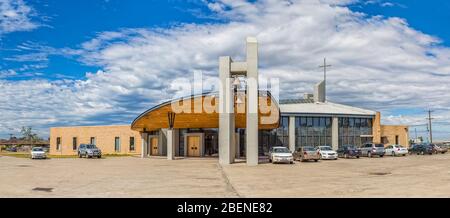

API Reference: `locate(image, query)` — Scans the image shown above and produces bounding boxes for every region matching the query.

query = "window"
[90,137,96,145]
[395,135,399,145]
[72,137,77,150]
[115,137,121,152]
[56,137,61,151]
[129,137,135,151]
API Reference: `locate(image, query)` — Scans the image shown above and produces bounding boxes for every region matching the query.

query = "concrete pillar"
[219,56,235,165]
[160,129,168,156]
[167,129,175,160]
[246,37,259,166]
[372,112,381,144]
[289,116,296,153]
[140,132,148,158]
[332,117,339,151]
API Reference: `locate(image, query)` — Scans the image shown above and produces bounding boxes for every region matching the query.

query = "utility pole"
[414,128,417,142]
[319,58,332,100]
[427,109,434,143]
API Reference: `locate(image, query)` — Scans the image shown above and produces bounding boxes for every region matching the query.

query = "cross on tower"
[318,58,332,102]
[319,58,332,83]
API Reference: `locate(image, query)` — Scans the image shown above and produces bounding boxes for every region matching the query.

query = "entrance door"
[187,136,200,157]
[150,137,159,156]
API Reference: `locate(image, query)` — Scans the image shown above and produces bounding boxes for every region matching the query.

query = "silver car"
[77,144,102,158]
[294,146,320,162]
[360,143,385,158]
[269,147,294,164]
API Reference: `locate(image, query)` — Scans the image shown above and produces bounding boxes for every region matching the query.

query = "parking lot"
[1,153,449,197]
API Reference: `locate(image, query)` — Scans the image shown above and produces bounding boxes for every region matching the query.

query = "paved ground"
[1,153,449,197]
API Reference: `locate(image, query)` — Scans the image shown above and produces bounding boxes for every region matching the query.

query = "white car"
[385,144,408,156]
[318,146,338,160]
[269,147,294,164]
[31,147,47,159]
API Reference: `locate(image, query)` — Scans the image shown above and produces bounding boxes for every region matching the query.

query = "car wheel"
[380,155,384,158]
[356,156,360,159]
[78,153,82,158]
[269,159,272,163]
[290,161,294,164]
[392,152,396,157]
[314,159,318,162]
[98,155,102,159]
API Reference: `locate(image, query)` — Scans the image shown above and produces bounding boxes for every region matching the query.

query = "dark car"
[409,144,433,155]
[337,145,361,159]
[6,147,17,152]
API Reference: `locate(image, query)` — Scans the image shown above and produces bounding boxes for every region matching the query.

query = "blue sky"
[1,0,450,141]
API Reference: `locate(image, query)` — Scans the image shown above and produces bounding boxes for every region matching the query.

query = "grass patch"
[0,152,30,158]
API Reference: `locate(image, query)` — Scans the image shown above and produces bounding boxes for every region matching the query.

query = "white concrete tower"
[219,37,259,166]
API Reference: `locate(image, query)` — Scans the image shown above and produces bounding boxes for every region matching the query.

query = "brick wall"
[380,125,410,147]
[49,125,142,156]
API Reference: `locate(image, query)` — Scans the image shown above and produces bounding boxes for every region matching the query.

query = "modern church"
[49,38,409,166]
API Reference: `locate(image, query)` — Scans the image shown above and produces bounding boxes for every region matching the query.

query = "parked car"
[268,146,294,164]
[385,144,408,156]
[337,145,361,159]
[360,143,385,158]
[6,147,17,152]
[293,146,320,162]
[409,144,433,155]
[30,147,47,159]
[78,144,102,158]
[430,144,448,154]
[317,146,338,160]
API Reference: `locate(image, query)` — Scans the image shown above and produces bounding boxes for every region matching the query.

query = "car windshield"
[273,147,290,153]
[320,147,332,151]
[303,147,316,151]
[86,144,96,149]
[375,144,384,148]
[32,147,43,152]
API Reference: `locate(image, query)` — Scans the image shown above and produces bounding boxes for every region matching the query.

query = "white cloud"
[1,0,450,139]
[0,0,39,35]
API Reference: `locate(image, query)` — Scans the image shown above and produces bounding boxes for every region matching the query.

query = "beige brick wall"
[50,125,142,156]
[380,125,410,147]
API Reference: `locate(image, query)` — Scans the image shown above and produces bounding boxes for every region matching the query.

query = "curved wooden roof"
[131,92,280,131]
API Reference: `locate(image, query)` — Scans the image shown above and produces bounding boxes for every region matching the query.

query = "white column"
[140,132,148,158]
[219,56,235,165]
[332,117,339,151]
[246,37,259,166]
[289,116,296,153]
[167,129,175,160]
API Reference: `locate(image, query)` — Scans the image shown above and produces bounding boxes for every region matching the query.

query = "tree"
[20,126,39,146]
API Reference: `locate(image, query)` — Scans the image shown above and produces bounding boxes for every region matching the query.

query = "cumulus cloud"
[0,0,39,35]
[1,0,450,139]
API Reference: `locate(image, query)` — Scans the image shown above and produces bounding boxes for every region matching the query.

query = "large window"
[129,137,135,151]
[338,117,373,148]
[114,137,121,152]
[72,137,77,150]
[295,116,332,149]
[258,116,289,155]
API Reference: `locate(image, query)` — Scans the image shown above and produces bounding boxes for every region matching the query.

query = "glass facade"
[338,117,373,147]
[295,116,332,149]
[259,116,289,155]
